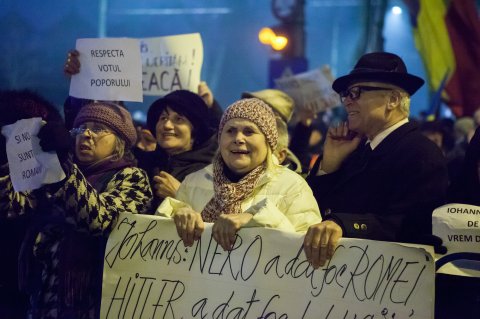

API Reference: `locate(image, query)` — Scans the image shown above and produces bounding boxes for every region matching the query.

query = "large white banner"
[69,38,143,102]
[101,213,434,319]
[140,33,203,96]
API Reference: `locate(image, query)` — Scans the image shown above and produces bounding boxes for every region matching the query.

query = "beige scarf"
[201,154,266,222]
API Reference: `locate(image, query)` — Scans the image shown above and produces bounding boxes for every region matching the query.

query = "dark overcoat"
[307,122,449,243]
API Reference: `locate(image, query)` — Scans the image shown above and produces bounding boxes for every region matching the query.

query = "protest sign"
[433,203,480,277]
[70,38,143,102]
[101,213,434,319]
[140,33,203,96]
[1,118,65,192]
[433,203,480,253]
[274,66,341,114]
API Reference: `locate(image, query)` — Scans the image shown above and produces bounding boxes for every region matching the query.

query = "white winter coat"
[156,164,321,233]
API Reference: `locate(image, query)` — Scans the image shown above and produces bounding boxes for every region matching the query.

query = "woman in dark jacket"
[0,100,152,318]
[136,89,221,207]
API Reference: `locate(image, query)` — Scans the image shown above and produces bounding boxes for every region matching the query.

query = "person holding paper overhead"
[156,98,321,250]
[0,99,152,318]
[304,52,448,268]
[64,50,221,206]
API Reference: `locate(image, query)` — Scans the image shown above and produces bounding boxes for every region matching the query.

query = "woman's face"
[74,121,117,164]
[155,107,194,155]
[220,118,268,176]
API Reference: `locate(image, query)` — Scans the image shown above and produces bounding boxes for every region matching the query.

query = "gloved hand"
[37,121,72,163]
[0,133,7,166]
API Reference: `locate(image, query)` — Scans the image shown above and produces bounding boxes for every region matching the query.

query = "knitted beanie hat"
[73,102,137,148]
[147,90,212,146]
[219,98,278,150]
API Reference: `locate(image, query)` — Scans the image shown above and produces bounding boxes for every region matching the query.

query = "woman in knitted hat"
[137,88,222,207]
[156,98,321,250]
[63,50,221,205]
[1,100,152,318]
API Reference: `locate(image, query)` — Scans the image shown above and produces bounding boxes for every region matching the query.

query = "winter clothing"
[219,98,278,151]
[37,121,72,165]
[147,90,213,146]
[0,90,65,318]
[332,52,424,95]
[201,154,267,222]
[73,102,137,147]
[134,134,218,206]
[157,163,321,232]
[307,122,448,243]
[0,158,152,319]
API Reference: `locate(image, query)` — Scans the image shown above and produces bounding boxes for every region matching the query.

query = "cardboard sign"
[1,118,66,192]
[433,203,480,277]
[274,66,341,114]
[101,213,435,319]
[69,38,143,102]
[140,33,203,96]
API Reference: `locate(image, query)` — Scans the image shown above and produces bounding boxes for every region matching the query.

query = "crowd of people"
[0,50,479,318]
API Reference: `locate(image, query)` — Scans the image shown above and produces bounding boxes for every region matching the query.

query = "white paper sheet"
[1,118,66,192]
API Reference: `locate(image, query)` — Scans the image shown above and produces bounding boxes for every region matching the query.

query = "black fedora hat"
[332,52,425,96]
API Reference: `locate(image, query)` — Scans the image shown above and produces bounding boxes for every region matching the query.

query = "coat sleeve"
[307,143,448,242]
[246,175,322,233]
[57,164,153,234]
[0,165,37,218]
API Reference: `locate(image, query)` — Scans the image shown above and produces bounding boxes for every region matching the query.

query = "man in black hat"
[303,52,448,268]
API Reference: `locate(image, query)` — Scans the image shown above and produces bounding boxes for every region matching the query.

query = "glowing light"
[271,36,288,51]
[258,27,276,45]
[391,6,402,15]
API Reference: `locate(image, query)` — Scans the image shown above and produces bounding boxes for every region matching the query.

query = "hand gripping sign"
[100,213,435,319]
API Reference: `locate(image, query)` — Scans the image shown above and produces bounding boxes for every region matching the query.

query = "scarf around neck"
[77,156,134,190]
[201,153,266,222]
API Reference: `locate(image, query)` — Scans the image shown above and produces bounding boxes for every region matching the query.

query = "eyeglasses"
[69,127,112,138]
[339,86,393,103]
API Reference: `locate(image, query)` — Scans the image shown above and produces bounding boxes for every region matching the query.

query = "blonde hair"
[275,117,289,153]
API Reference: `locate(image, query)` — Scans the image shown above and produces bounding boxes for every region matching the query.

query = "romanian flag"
[404,0,480,116]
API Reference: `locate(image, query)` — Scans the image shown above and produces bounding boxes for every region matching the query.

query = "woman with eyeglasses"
[63,50,221,207]
[1,101,152,318]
